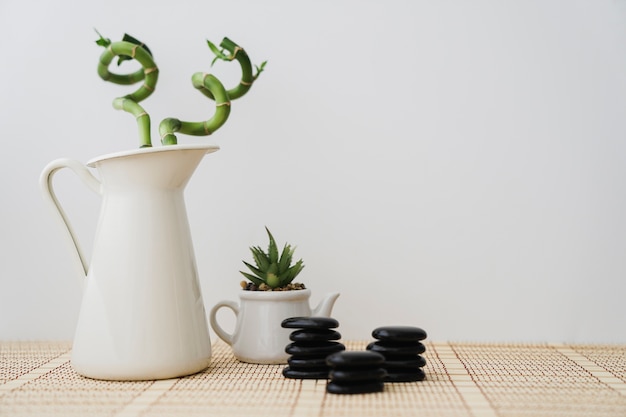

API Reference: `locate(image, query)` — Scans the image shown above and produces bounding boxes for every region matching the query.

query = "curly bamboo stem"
[112,98,151,148]
[97,40,159,147]
[204,37,261,101]
[159,73,230,145]
[217,37,254,100]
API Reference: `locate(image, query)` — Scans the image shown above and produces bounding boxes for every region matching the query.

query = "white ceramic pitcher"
[40,144,217,380]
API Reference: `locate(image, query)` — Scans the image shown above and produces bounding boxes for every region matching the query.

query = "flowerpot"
[210,288,340,364]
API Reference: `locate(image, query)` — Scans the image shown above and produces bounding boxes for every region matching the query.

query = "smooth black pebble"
[385,368,426,382]
[326,380,384,395]
[289,329,342,342]
[281,317,339,330]
[326,351,385,368]
[285,341,345,357]
[288,357,329,369]
[283,367,330,380]
[366,341,425,357]
[384,355,427,369]
[329,368,387,382]
[372,326,427,342]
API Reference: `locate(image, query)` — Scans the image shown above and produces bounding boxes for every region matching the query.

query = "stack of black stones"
[366,326,428,382]
[326,351,387,394]
[281,317,345,379]
[281,319,429,394]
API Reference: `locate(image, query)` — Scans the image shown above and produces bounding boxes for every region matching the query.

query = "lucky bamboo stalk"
[159,73,231,145]
[159,37,267,145]
[96,31,158,148]
[95,32,265,147]
[205,37,266,100]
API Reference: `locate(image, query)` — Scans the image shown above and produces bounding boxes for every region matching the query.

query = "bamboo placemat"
[1,340,625,417]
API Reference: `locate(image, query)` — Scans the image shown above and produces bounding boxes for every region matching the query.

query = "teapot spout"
[312,292,340,317]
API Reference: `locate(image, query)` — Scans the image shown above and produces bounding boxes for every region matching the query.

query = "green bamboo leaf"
[94,28,111,48]
[207,40,229,61]
[254,61,267,79]
[116,56,131,66]
[116,33,153,66]
[122,33,152,56]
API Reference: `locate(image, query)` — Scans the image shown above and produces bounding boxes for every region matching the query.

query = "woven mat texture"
[1,340,625,417]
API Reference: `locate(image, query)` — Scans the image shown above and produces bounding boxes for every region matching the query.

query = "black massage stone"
[366,341,425,357]
[329,367,387,382]
[384,355,427,369]
[287,357,329,369]
[326,351,386,368]
[326,380,384,395]
[372,326,427,342]
[281,317,339,330]
[289,329,342,342]
[385,368,426,382]
[285,341,345,357]
[283,367,330,380]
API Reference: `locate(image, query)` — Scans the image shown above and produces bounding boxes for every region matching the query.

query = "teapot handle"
[209,300,239,345]
[40,158,102,282]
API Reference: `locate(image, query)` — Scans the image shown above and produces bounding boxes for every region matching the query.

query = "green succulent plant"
[240,227,305,289]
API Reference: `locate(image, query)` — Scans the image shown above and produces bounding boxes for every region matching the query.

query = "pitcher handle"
[39,158,102,282]
[209,300,239,345]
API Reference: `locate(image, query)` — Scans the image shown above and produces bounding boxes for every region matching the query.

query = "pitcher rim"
[86,144,220,167]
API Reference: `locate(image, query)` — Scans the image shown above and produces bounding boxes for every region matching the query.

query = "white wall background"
[1,0,625,344]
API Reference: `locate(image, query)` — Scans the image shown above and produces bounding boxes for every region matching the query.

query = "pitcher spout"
[312,292,340,317]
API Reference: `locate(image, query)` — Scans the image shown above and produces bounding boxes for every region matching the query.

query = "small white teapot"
[210,289,339,364]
